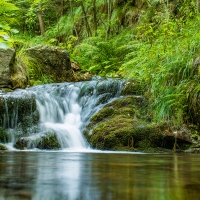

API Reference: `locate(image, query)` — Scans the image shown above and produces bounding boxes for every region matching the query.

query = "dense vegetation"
[1,0,200,126]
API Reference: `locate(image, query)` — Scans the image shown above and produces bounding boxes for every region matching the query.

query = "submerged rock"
[14,131,61,150]
[0,143,8,150]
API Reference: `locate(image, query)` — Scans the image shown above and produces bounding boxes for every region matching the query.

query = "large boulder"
[0,48,29,89]
[0,48,15,88]
[84,95,193,153]
[26,45,77,82]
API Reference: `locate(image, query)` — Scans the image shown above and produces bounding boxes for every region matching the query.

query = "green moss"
[105,96,145,108]
[91,107,114,124]
[36,133,61,149]
[84,95,177,152]
[121,80,146,96]
[0,89,13,92]
[90,116,135,149]
[14,131,61,150]
[0,144,8,150]
[0,128,9,143]
[85,96,144,150]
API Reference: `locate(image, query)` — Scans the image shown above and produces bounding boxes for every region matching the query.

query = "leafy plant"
[0,0,19,49]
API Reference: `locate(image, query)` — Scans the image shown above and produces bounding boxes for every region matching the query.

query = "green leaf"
[10,29,19,34]
[0,42,10,49]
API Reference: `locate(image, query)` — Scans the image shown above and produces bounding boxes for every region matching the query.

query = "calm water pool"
[0,151,200,200]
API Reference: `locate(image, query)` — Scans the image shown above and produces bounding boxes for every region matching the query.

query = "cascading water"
[0,77,124,150]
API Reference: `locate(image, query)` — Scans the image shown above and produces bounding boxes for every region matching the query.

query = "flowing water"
[1,78,200,200]
[0,151,200,200]
[1,77,124,150]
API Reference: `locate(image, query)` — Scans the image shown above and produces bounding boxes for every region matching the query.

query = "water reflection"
[0,152,200,200]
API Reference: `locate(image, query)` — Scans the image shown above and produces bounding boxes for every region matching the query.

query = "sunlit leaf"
[0,42,10,49]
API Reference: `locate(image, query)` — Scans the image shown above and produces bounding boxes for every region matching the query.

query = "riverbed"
[0,151,200,200]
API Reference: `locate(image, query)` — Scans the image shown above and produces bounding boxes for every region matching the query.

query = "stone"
[0,144,8,150]
[71,62,80,71]
[14,131,61,150]
[26,45,77,82]
[0,48,29,89]
[0,91,39,132]
[0,48,15,88]
[84,95,193,152]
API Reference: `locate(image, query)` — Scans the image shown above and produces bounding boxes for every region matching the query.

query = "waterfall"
[0,77,124,150]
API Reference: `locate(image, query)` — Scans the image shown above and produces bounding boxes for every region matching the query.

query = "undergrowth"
[72,11,200,125]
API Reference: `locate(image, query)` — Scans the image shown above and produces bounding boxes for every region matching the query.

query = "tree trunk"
[60,0,64,16]
[80,2,92,37]
[70,0,79,40]
[92,0,98,36]
[37,3,45,37]
[106,0,112,40]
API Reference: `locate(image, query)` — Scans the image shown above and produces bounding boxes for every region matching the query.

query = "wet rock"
[0,143,8,150]
[84,95,192,152]
[26,45,77,82]
[0,91,39,134]
[14,131,61,150]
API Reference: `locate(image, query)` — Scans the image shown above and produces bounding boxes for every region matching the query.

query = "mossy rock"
[121,79,146,95]
[88,117,136,149]
[84,96,146,150]
[132,124,165,150]
[91,107,114,124]
[14,131,61,150]
[105,95,145,109]
[84,95,192,152]
[96,80,119,96]
[36,133,61,150]
[0,144,8,150]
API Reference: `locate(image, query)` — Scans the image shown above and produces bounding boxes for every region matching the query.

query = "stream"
[0,151,200,200]
[1,78,200,199]
[0,77,124,150]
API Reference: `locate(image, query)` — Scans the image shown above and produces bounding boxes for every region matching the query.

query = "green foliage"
[0,0,19,49]
[3,0,200,127]
[121,10,200,125]
[72,0,200,126]
[72,30,134,76]
[17,49,53,85]
[0,0,19,26]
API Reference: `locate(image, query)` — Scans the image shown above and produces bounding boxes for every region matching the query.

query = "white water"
[35,86,87,149]
[28,77,124,150]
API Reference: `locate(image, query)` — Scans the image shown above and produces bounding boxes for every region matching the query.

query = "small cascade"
[0,77,125,150]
